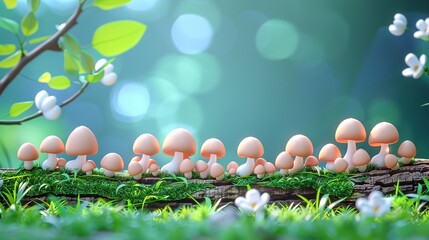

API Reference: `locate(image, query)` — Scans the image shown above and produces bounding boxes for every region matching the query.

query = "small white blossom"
[414,18,429,41]
[389,13,407,36]
[95,59,117,86]
[356,191,391,217]
[235,189,270,214]
[34,90,61,120]
[402,53,427,79]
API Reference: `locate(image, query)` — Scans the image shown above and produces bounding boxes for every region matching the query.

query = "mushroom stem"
[200,170,208,179]
[65,155,87,171]
[42,153,58,171]
[23,161,34,170]
[237,157,255,177]
[184,172,192,179]
[133,173,142,180]
[104,169,115,177]
[207,154,217,169]
[161,151,183,174]
[401,157,411,165]
[343,140,356,170]
[216,175,224,181]
[371,144,389,168]
[139,154,150,172]
[279,169,288,176]
[326,162,335,171]
[357,165,367,172]
[85,171,92,175]
[288,156,303,174]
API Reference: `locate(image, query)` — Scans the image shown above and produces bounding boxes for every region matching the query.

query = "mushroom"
[148,160,160,177]
[335,118,366,170]
[161,128,196,174]
[210,163,225,180]
[384,154,399,170]
[275,151,294,175]
[227,161,239,175]
[318,144,341,171]
[334,158,348,173]
[87,160,97,169]
[133,133,160,173]
[255,158,267,167]
[201,138,226,170]
[17,143,39,170]
[305,155,319,170]
[368,122,399,168]
[65,126,98,172]
[195,160,209,179]
[40,135,64,171]
[285,134,313,174]
[180,158,195,179]
[82,161,96,175]
[398,140,416,165]
[236,137,264,177]
[264,162,276,176]
[254,164,265,179]
[352,149,371,172]
[100,153,124,177]
[128,161,144,180]
[57,158,66,169]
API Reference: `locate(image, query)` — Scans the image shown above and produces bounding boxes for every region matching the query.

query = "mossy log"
[2,159,429,209]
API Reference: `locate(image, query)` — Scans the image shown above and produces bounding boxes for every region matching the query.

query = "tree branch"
[0,0,86,95]
[0,82,89,125]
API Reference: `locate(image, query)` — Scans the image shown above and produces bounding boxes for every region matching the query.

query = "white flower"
[414,18,429,41]
[95,59,117,86]
[402,53,427,79]
[34,90,61,120]
[235,189,270,214]
[355,191,391,217]
[389,13,407,36]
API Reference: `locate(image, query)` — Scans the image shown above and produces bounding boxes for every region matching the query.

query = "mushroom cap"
[201,138,226,158]
[65,126,98,156]
[133,133,160,156]
[180,158,195,173]
[255,158,267,166]
[352,149,370,166]
[237,136,264,159]
[148,159,157,167]
[254,164,265,175]
[130,156,142,164]
[275,151,294,169]
[385,154,398,169]
[334,158,348,172]
[87,160,97,168]
[398,140,416,158]
[100,153,124,172]
[264,162,276,173]
[195,160,208,172]
[368,122,399,146]
[335,118,366,143]
[305,155,319,167]
[162,128,196,157]
[227,161,239,171]
[128,162,144,176]
[149,163,160,172]
[17,143,39,161]
[285,134,313,157]
[82,162,95,172]
[318,144,341,162]
[40,135,64,154]
[210,163,224,178]
[57,158,66,167]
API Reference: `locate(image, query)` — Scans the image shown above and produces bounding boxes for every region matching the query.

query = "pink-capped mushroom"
[17,143,39,170]
[210,163,225,180]
[65,126,98,172]
[133,133,160,173]
[100,153,124,177]
[254,164,265,179]
[180,158,195,179]
[368,122,399,168]
[237,137,264,177]
[161,128,196,174]
[275,151,294,176]
[318,144,341,171]
[352,149,371,172]
[128,161,144,180]
[264,162,276,176]
[201,138,226,170]
[195,160,209,179]
[285,134,313,174]
[227,161,239,175]
[40,135,64,171]
[398,140,416,165]
[335,118,366,171]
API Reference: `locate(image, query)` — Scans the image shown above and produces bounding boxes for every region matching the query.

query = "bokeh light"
[110,81,151,122]
[126,0,158,11]
[171,14,213,54]
[367,98,401,127]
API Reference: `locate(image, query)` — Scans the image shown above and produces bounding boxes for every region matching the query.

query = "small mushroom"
[17,143,39,170]
[264,162,276,176]
[100,153,124,177]
[210,163,225,180]
[57,158,66,169]
[227,161,239,175]
[304,155,319,170]
[254,164,265,179]
[368,122,399,168]
[384,154,399,170]
[149,161,160,177]
[82,161,95,175]
[318,144,341,171]
[195,160,209,179]
[335,118,366,171]
[180,158,195,179]
[133,133,160,173]
[255,158,267,167]
[161,128,196,174]
[398,140,416,165]
[334,158,348,173]
[201,138,226,170]
[352,149,371,172]
[275,151,294,175]
[237,137,264,177]
[40,135,64,171]
[65,126,98,172]
[128,161,144,180]
[285,134,313,174]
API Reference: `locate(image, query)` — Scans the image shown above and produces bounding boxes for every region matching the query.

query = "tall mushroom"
[275,151,294,175]
[133,133,160,173]
[318,143,341,171]
[398,140,416,165]
[17,143,39,170]
[65,126,98,171]
[335,118,366,170]
[40,135,64,171]
[285,134,313,174]
[236,136,264,177]
[100,153,124,177]
[200,138,226,170]
[161,128,196,174]
[368,122,399,168]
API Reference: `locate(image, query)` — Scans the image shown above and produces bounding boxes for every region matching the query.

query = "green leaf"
[80,50,95,73]
[3,0,17,9]
[48,75,71,90]
[59,34,81,59]
[0,17,19,34]
[9,101,33,117]
[21,12,38,36]
[93,0,131,10]
[28,35,50,44]
[27,0,40,12]
[0,44,16,55]
[92,20,146,57]
[0,51,21,68]
[85,70,104,83]
[63,49,79,76]
[38,72,51,83]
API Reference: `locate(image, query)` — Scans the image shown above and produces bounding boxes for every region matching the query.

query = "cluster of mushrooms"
[16,118,417,180]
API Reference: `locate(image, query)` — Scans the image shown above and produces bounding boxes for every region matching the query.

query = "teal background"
[0,0,428,168]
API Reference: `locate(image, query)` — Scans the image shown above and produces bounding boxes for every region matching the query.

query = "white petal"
[402,68,414,77]
[34,90,48,109]
[394,13,407,23]
[103,64,114,74]
[389,25,403,36]
[43,105,61,120]
[420,54,427,65]
[235,197,247,206]
[355,198,368,210]
[405,53,419,66]
[101,72,117,86]
[236,202,254,213]
[246,189,261,203]
[260,193,270,204]
[414,31,426,39]
[416,19,426,30]
[413,67,424,79]
[40,96,57,112]
[95,59,107,71]
[368,191,383,202]
[393,19,406,29]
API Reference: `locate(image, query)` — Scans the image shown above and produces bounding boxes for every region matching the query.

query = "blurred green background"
[1,0,428,168]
